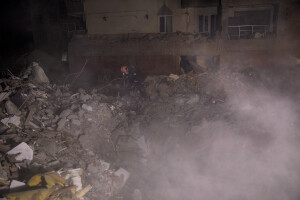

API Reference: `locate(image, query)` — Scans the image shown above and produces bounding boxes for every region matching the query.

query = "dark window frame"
[159,15,173,33]
[198,14,217,35]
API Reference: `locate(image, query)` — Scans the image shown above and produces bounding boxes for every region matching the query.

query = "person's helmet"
[121,66,128,74]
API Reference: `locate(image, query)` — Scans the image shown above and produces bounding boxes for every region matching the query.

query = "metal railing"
[228,25,270,40]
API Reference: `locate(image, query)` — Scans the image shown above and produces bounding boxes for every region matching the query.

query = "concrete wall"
[84,0,217,34]
[68,35,218,80]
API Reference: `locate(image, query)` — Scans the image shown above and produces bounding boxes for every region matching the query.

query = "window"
[198,15,217,35]
[159,16,173,33]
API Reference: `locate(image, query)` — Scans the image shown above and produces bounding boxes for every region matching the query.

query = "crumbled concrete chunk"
[82,104,93,112]
[59,109,72,118]
[5,100,21,115]
[32,62,50,83]
[57,118,67,131]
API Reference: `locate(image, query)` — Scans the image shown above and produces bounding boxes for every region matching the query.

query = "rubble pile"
[0,60,260,199]
[144,68,260,101]
[145,73,210,100]
[87,32,209,44]
[128,32,208,43]
[0,62,131,200]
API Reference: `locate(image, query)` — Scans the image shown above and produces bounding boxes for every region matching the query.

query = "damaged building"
[69,0,300,81]
[0,0,300,200]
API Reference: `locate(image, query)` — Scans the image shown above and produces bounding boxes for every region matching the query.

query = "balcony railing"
[228,25,271,40]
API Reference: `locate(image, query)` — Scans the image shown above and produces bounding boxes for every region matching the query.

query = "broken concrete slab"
[10,180,26,189]
[1,116,21,127]
[7,142,33,161]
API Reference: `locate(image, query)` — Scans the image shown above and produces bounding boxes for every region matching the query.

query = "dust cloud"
[142,72,300,200]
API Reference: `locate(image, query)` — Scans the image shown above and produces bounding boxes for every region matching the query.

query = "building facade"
[68,0,300,80]
[84,0,219,36]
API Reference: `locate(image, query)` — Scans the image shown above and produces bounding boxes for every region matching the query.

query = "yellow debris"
[6,188,55,200]
[27,174,42,187]
[44,174,56,189]
[46,172,66,186]
[27,173,66,188]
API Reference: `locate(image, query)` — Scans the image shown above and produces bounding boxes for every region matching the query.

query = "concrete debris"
[36,139,57,156]
[7,142,33,161]
[4,172,88,200]
[65,168,83,191]
[93,32,207,43]
[59,109,72,118]
[0,62,136,199]
[144,73,208,99]
[0,60,234,199]
[136,135,151,157]
[10,180,26,189]
[1,116,21,127]
[80,93,92,102]
[82,104,93,112]
[57,118,67,131]
[168,73,180,81]
[0,168,8,180]
[32,62,50,83]
[100,160,110,171]
[114,168,130,188]
[0,92,11,102]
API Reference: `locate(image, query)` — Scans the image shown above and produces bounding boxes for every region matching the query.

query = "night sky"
[0,0,33,60]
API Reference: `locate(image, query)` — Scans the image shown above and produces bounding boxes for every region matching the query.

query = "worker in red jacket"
[121,65,146,97]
